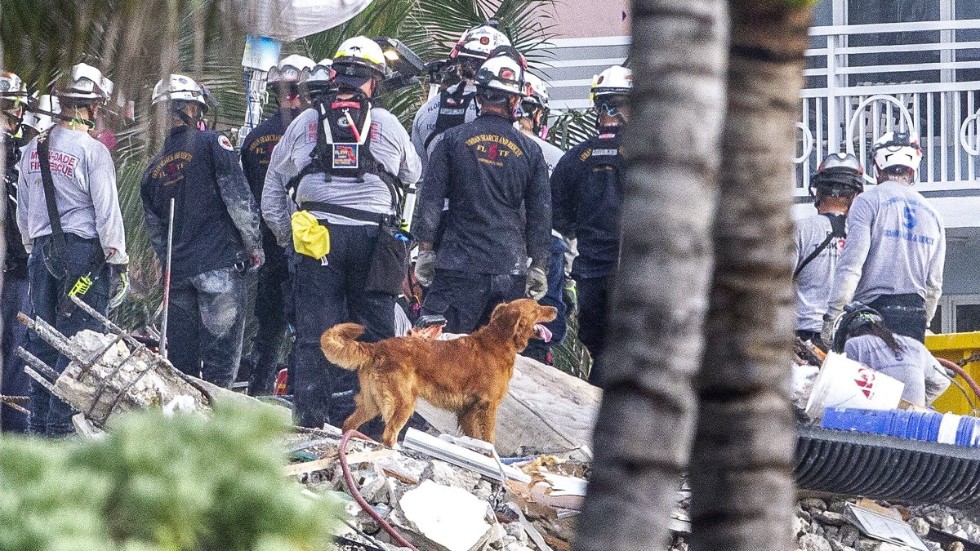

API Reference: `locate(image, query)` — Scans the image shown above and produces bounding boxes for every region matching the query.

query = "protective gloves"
[414,250,437,288]
[109,264,130,310]
[526,266,548,301]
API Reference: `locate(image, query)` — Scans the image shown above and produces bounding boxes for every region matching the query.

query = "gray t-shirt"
[410,83,479,173]
[262,106,421,248]
[845,333,941,406]
[828,180,945,319]
[17,125,128,262]
[794,214,845,332]
[529,133,564,175]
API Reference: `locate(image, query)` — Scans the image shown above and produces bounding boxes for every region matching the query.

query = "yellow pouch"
[291,210,330,259]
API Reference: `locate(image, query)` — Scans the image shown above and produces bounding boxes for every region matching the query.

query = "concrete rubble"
[18,313,980,551]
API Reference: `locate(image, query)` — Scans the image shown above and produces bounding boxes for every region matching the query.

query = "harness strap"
[37,136,68,268]
[793,213,847,281]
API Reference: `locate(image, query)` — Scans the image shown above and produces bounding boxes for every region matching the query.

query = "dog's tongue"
[534,324,553,343]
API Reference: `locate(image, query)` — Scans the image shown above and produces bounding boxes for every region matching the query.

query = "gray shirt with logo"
[845,333,946,406]
[794,214,845,332]
[827,180,945,320]
[410,83,479,173]
[262,106,421,248]
[17,125,128,263]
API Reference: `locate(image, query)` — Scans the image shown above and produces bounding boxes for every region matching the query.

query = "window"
[847,0,941,85]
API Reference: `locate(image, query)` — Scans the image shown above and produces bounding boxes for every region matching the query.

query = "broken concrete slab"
[399,480,494,551]
[414,352,600,460]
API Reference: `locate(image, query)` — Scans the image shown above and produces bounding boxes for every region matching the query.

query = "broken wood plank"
[284,453,340,476]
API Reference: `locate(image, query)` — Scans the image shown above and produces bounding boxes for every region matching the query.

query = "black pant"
[1,273,30,432]
[248,255,290,395]
[421,269,526,334]
[868,293,927,343]
[575,275,610,387]
[292,224,394,432]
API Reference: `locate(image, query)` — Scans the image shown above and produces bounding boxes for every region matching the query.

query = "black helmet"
[809,152,865,200]
[831,302,884,353]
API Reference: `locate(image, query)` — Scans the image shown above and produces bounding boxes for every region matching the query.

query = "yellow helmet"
[332,36,386,89]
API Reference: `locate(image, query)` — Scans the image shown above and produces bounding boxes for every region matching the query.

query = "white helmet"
[522,73,549,108]
[450,24,511,61]
[22,94,61,134]
[332,36,387,89]
[475,55,525,97]
[56,63,112,103]
[151,74,210,110]
[590,65,632,104]
[305,58,334,96]
[267,55,316,85]
[0,71,29,119]
[872,131,922,175]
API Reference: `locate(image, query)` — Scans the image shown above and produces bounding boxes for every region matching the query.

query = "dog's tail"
[320,323,372,371]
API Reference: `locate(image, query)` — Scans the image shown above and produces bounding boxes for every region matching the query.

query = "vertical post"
[159,198,176,359]
[826,33,839,152]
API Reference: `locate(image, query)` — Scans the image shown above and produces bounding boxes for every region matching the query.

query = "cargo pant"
[248,251,290,395]
[422,269,526,335]
[167,266,247,388]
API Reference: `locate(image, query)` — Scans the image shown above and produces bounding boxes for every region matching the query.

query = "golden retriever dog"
[320,299,557,447]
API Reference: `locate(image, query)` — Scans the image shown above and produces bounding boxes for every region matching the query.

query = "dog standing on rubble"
[320,299,557,447]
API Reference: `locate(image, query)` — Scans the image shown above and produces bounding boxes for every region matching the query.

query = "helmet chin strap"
[171,103,201,129]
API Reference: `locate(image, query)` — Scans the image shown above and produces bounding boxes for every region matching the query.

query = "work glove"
[526,266,548,301]
[108,264,130,310]
[563,277,578,316]
[248,248,265,273]
[820,311,840,351]
[414,250,436,288]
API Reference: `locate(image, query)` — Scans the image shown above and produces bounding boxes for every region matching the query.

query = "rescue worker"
[411,23,510,170]
[550,65,631,385]
[414,50,552,334]
[822,132,945,345]
[141,74,263,388]
[831,302,950,407]
[303,58,333,102]
[516,73,568,364]
[793,153,864,344]
[17,63,129,436]
[240,55,315,395]
[1,71,31,432]
[262,37,422,429]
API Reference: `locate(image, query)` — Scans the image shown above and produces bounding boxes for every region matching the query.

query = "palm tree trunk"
[688,3,813,551]
[572,1,730,549]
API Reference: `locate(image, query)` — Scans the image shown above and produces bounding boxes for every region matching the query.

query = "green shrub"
[0,404,341,551]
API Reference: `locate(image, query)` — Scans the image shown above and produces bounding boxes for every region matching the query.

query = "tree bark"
[572,1,729,549]
[688,3,813,551]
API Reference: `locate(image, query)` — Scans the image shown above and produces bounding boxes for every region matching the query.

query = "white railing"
[541,21,980,194]
[797,19,980,195]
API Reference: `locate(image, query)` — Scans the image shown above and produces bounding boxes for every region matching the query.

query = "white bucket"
[804,352,905,420]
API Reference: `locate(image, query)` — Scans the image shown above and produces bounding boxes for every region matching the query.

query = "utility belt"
[291,201,412,296]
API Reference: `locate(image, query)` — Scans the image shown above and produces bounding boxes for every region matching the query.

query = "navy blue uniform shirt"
[414,113,552,275]
[551,131,623,278]
[141,126,259,281]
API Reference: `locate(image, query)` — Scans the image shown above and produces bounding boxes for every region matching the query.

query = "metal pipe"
[159,198,176,359]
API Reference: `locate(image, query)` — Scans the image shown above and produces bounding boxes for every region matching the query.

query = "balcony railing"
[541,20,980,195]
[798,19,980,195]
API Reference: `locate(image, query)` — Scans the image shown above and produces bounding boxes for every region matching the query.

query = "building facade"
[539,0,980,334]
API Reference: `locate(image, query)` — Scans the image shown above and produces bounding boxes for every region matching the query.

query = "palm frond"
[549,108,597,149]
